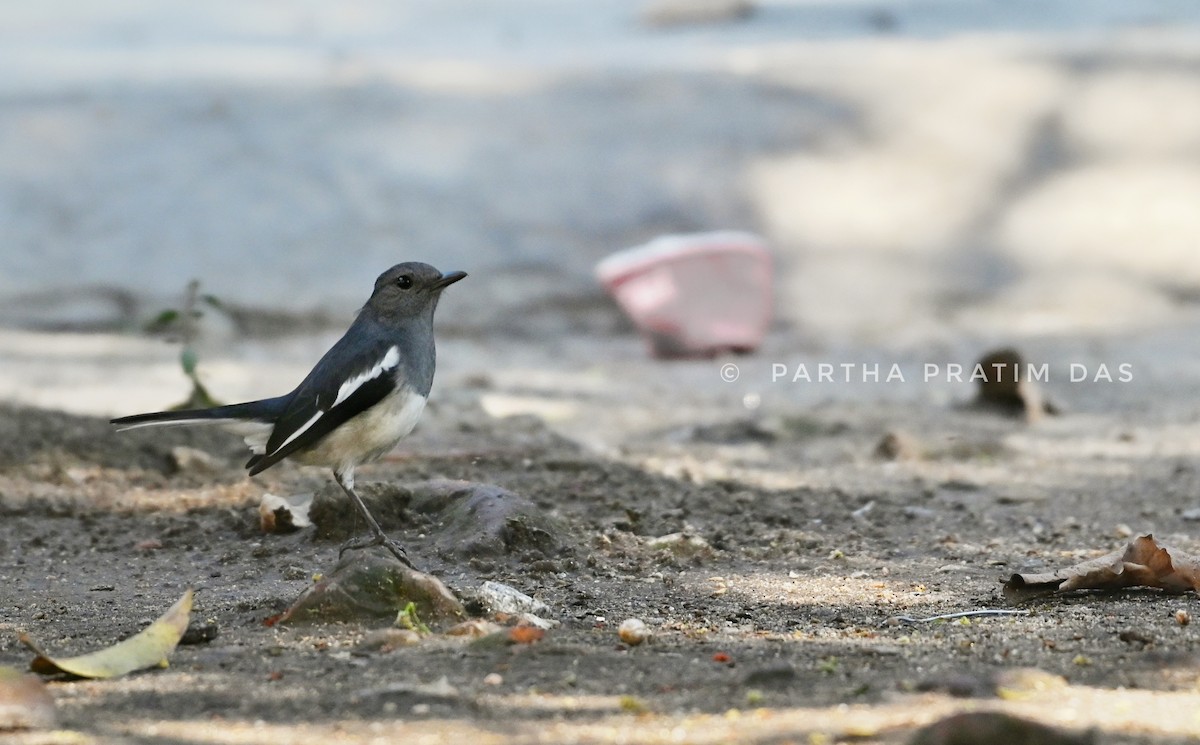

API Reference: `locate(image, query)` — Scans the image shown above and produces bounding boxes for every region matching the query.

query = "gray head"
[364,262,466,324]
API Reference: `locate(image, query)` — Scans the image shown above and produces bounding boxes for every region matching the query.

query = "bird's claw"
[338,533,414,568]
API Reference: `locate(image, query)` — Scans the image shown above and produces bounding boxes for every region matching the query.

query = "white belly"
[292,388,427,471]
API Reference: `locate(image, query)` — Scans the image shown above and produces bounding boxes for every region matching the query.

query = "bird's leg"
[334,469,413,568]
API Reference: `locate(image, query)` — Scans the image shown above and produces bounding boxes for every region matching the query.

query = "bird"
[111,262,466,567]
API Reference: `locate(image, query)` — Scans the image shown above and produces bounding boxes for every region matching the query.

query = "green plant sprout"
[146,279,226,410]
[395,602,431,634]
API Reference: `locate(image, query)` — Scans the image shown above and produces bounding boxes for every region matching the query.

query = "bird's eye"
[395,275,414,289]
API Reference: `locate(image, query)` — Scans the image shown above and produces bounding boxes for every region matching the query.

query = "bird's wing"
[247,333,403,475]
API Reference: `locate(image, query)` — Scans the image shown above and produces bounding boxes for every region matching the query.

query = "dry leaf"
[22,589,193,679]
[973,348,1058,423]
[1006,535,1200,602]
[507,626,545,645]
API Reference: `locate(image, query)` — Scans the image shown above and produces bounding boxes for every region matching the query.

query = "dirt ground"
[5,2,1200,743]
[2,320,1200,745]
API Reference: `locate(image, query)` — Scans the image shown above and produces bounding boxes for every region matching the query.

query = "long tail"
[110,398,288,431]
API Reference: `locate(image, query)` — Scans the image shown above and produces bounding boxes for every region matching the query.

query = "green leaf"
[180,347,198,376]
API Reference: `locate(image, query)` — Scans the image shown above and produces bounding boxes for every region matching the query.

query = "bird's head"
[365,262,467,322]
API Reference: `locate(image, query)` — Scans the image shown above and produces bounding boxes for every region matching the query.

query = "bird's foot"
[338,532,414,568]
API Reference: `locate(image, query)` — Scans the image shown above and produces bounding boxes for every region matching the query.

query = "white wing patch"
[275,410,324,453]
[264,346,401,459]
[335,346,400,407]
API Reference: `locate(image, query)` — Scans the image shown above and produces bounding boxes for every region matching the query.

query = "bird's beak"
[432,270,467,290]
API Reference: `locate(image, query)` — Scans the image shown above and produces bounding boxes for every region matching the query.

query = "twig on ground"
[885,609,1030,626]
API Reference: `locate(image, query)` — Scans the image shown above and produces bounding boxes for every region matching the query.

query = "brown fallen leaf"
[973,348,1058,423]
[1005,535,1200,602]
[507,625,545,645]
[21,589,193,679]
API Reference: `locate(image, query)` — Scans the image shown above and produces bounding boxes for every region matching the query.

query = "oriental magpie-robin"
[111,262,466,566]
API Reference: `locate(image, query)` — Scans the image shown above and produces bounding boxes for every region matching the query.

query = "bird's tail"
[110,398,286,431]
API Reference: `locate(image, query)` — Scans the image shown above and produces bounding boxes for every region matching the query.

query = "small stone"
[282,565,308,581]
[180,619,220,645]
[355,628,422,654]
[513,613,559,630]
[876,431,921,460]
[1175,609,1191,626]
[483,673,503,686]
[445,619,502,638]
[937,564,973,573]
[476,581,549,616]
[1180,507,1200,521]
[647,532,714,559]
[618,618,650,646]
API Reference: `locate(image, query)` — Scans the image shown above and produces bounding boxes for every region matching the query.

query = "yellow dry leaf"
[21,589,193,679]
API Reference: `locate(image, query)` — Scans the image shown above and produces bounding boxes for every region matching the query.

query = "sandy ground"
[3,2,1200,744]
[3,324,1200,744]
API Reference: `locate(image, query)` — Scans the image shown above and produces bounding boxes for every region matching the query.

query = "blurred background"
[3,0,1200,432]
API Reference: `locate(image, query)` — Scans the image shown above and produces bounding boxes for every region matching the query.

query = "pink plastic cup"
[595,231,773,358]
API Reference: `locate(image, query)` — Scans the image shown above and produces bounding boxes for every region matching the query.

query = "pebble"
[876,431,921,461]
[618,618,651,646]
[476,581,550,616]
[354,628,422,654]
[514,613,559,630]
[647,532,714,559]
